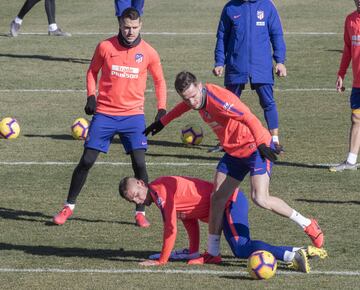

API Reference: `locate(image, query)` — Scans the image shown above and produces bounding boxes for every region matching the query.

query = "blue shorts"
[114,0,144,16]
[216,145,273,181]
[85,113,147,154]
[350,88,360,113]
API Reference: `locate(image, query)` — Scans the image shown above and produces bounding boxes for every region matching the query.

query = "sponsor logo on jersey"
[257,10,264,20]
[177,212,186,220]
[352,35,360,46]
[256,21,265,26]
[111,65,139,79]
[135,53,144,63]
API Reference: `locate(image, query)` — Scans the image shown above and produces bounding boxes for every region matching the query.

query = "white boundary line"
[0,88,342,93]
[0,161,341,167]
[0,268,358,276]
[18,31,341,36]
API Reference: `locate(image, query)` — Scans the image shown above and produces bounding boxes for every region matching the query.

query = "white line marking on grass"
[0,268,358,276]
[18,31,341,36]
[0,161,217,166]
[0,161,341,167]
[0,88,344,93]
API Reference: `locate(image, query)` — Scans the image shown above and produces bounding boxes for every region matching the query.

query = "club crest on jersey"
[135,53,143,63]
[257,10,264,20]
[156,196,164,207]
[223,102,234,111]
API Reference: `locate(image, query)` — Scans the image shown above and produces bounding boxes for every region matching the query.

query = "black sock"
[130,149,148,212]
[66,149,99,204]
[17,0,42,19]
[45,0,56,25]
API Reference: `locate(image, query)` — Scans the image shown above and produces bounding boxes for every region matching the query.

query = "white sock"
[48,23,58,32]
[347,153,357,165]
[290,210,311,229]
[283,250,295,262]
[135,211,145,216]
[207,234,221,256]
[15,17,23,25]
[65,203,75,210]
[272,135,279,144]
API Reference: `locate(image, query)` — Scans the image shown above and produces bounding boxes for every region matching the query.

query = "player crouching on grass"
[119,175,327,272]
[144,71,324,264]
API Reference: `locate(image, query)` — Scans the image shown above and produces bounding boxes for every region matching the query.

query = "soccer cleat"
[149,249,200,260]
[53,206,73,225]
[304,219,324,248]
[9,20,21,37]
[288,249,310,273]
[329,161,357,172]
[208,143,224,153]
[306,246,328,259]
[273,142,285,154]
[187,251,222,265]
[48,28,71,37]
[135,213,150,228]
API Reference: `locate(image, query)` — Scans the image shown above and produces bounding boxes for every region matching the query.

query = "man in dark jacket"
[213,0,286,154]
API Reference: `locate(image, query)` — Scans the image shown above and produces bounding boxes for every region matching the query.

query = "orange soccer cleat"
[187,251,222,265]
[304,219,324,248]
[53,206,73,225]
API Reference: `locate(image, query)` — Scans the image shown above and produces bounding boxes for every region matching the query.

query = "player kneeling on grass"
[144,71,325,263]
[119,176,327,271]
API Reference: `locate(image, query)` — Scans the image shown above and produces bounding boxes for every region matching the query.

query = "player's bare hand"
[139,259,161,266]
[213,66,224,77]
[336,76,345,92]
[275,63,287,77]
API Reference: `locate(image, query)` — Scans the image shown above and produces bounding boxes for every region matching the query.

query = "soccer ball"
[247,250,277,280]
[0,117,20,139]
[71,118,89,140]
[181,124,203,145]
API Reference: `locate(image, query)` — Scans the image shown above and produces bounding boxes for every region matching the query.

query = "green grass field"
[0,0,359,289]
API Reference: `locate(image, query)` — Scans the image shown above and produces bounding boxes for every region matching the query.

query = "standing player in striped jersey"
[53,8,167,228]
[144,71,324,263]
[330,0,360,172]
[118,176,327,272]
[114,0,144,16]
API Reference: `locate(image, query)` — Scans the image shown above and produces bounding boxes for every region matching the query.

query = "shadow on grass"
[295,198,360,205]
[275,161,329,169]
[23,134,215,151]
[24,134,74,140]
[324,49,343,53]
[0,207,134,225]
[0,242,153,261]
[145,152,220,161]
[0,53,90,64]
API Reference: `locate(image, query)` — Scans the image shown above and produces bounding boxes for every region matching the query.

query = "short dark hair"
[174,71,197,94]
[118,7,141,23]
[119,176,131,200]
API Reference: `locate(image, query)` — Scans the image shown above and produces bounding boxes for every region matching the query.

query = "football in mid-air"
[247,250,277,280]
[0,117,20,139]
[181,124,204,145]
[71,118,89,140]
